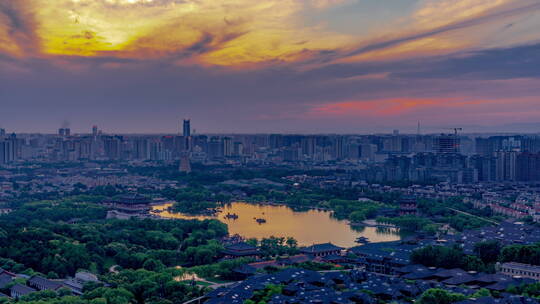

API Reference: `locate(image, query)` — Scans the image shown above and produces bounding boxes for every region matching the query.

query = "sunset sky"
[1,0,540,133]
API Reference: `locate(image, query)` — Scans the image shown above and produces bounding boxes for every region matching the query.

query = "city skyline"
[1,0,540,133]
[3,120,540,135]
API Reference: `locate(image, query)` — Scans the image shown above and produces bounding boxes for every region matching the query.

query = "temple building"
[102,194,152,214]
[399,196,418,216]
[301,243,344,258]
[222,242,261,259]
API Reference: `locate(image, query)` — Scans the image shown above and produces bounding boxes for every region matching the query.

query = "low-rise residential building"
[28,275,63,291]
[10,284,36,299]
[499,262,540,281]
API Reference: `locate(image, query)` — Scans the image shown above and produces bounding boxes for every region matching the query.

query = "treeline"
[411,245,488,272]
[161,187,230,215]
[129,164,342,186]
[0,197,228,278]
[377,216,437,234]
[418,283,540,303]
[325,199,385,222]
[411,241,540,273]
[0,268,206,304]
[500,243,540,265]
[246,236,299,258]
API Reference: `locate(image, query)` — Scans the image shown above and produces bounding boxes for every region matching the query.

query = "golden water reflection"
[152,202,400,248]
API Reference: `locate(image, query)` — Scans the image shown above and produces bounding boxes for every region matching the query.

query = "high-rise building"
[0,140,12,165]
[92,125,98,137]
[522,136,540,153]
[149,140,164,160]
[103,136,123,160]
[360,144,377,161]
[0,134,17,165]
[192,135,208,153]
[233,142,243,156]
[179,152,191,173]
[269,134,283,149]
[470,155,496,182]
[495,151,517,181]
[332,136,345,160]
[208,137,223,160]
[58,128,71,137]
[182,119,191,151]
[517,152,540,181]
[161,136,175,156]
[0,128,5,137]
[435,134,460,154]
[183,119,191,137]
[133,138,150,160]
[301,136,316,157]
[222,137,233,157]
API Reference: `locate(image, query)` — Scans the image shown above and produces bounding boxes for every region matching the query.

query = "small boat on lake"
[224,213,239,220]
[254,217,267,224]
[355,236,370,244]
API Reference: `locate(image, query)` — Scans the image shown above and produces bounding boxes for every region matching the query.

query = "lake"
[152,202,400,248]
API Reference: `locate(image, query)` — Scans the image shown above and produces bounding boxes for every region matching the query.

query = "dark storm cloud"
[0,1,39,55]
[393,42,540,80]
[0,1,30,34]
[3,39,540,112]
[179,31,248,57]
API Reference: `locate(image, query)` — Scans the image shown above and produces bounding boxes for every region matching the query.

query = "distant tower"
[92,125,98,137]
[179,152,191,173]
[183,119,191,137]
[183,119,192,152]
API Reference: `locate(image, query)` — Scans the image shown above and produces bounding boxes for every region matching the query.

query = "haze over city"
[2,0,540,133]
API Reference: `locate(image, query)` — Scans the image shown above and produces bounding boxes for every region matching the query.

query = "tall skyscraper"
[0,134,17,165]
[183,119,191,137]
[182,119,191,152]
[92,125,98,137]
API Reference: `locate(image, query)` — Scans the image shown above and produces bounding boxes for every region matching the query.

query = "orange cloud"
[1,0,538,69]
[332,0,540,65]
[14,0,354,66]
